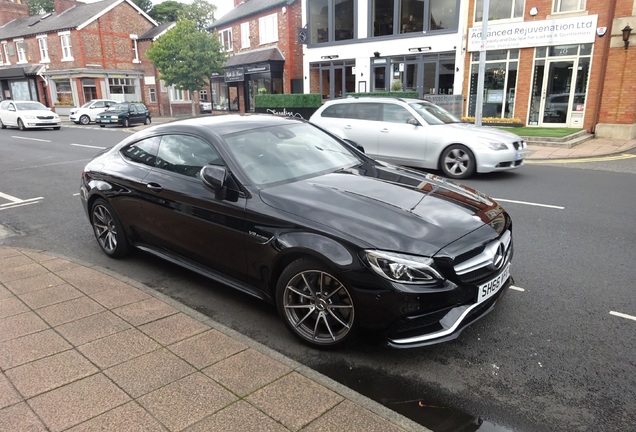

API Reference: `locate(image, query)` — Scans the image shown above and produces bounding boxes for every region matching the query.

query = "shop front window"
[309,0,355,44]
[211,81,228,110]
[379,53,455,97]
[53,79,73,105]
[109,78,136,100]
[468,49,519,118]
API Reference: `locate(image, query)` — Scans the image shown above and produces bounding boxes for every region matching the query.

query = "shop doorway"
[540,59,575,125]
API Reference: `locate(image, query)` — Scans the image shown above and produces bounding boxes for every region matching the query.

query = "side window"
[121,136,160,167]
[129,105,138,114]
[382,104,414,124]
[92,101,105,109]
[156,135,222,178]
[351,103,381,121]
[321,104,348,118]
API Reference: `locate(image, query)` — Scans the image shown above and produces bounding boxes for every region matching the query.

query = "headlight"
[487,142,508,151]
[25,115,36,119]
[364,250,443,285]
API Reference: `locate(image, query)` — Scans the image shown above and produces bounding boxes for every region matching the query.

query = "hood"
[445,123,523,143]
[259,164,504,256]
[98,110,127,115]
[17,109,59,117]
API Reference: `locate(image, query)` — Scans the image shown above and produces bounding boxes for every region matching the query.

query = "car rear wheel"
[79,115,90,125]
[18,118,26,131]
[440,144,476,179]
[0,119,5,129]
[144,117,151,125]
[276,259,356,349]
[123,118,130,128]
[53,127,61,130]
[100,125,105,128]
[90,198,131,258]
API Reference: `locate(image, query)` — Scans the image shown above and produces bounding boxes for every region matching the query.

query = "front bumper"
[476,148,526,173]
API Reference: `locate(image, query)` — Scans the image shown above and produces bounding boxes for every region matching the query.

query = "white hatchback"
[69,99,119,125]
[309,97,526,179]
[0,100,61,131]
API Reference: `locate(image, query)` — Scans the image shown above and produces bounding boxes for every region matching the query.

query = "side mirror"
[407,118,420,126]
[200,165,228,200]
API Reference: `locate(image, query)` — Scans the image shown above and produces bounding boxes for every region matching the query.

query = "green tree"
[149,0,183,24]
[179,0,216,31]
[147,19,226,115]
[130,0,153,14]
[27,0,54,16]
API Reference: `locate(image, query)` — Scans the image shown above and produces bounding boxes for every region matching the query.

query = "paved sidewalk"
[525,137,636,160]
[0,247,429,432]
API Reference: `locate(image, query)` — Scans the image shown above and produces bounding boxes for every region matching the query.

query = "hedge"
[254,94,322,108]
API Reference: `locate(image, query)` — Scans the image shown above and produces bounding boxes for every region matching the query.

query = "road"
[1,124,635,432]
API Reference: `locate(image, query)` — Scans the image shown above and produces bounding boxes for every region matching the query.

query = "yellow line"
[526,153,636,164]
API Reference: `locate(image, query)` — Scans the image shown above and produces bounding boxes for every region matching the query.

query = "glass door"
[540,59,575,125]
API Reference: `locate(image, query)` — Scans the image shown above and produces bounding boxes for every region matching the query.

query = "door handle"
[146,182,163,192]
[344,125,352,129]
[380,128,390,133]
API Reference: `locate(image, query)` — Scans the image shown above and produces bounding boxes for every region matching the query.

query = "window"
[468,49,519,118]
[131,35,140,63]
[351,103,381,121]
[149,88,157,103]
[53,79,73,105]
[170,87,190,101]
[59,32,73,60]
[382,104,415,123]
[15,40,27,64]
[156,135,222,178]
[259,13,278,44]
[219,28,232,51]
[309,0,355,43]
[199,89,208,101]
[372,0,459,37]
[553,0,585,13]
[475,0,523,22]
[211,81,228,110]
[1,42,11,65]
[241,22,250,48]
[122,137,160,167]
[37,36,49,63]
[109,77,136,96]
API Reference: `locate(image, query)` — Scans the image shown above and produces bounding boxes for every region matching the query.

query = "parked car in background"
[199,101,212,113]
[95,102,151,127]
[0,100,61,130]
[80,114,513,349]
[310,97,526,179]
[70,99,119,125]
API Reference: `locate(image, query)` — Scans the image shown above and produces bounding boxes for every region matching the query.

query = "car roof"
[325,97,427,104]
[143,114,305,136]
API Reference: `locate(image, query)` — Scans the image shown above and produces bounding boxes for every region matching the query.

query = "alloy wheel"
[92,204,118,254]
[441,144,475,179]
[80,115,90,125]
[282,269,355,346]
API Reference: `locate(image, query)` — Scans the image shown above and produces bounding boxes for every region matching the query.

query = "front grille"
[454,230,512,284]
[512,141,525,150]
[37,115,54,120]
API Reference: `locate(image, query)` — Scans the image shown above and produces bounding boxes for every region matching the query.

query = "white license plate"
[477,263,510,304]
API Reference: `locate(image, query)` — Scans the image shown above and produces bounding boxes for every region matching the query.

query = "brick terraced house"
[0,0,197,117]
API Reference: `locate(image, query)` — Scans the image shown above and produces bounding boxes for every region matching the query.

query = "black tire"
[0,119,5,129]
[440,144,476,179]
[100,125,105,128]
[18,118,26,131]
[53,127,61,130]
[123,118,130,128]
[276,258,357,349]
[144,116,151,125]
[79,115,90,125]
[90,198,131,258]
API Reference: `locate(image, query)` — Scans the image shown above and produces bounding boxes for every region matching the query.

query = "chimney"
[55,0,79,15]
[0,0,29,26]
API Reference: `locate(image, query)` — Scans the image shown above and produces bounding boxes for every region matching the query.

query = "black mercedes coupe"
[80,114,513,349]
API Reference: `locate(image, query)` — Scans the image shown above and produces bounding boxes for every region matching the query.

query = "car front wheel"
[144,117,151,125]
[0,119,5,129]
[90,198,131,258]
[123,118,130,128]
[276,259,356,349]
[18,118,26,131]
[80,115,90,125]
[440,144,476,179]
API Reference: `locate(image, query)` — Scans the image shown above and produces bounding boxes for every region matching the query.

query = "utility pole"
[475,0,489,127]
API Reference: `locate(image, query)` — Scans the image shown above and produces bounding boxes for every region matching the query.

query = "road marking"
[510,285,525,292]
[610,311,636,322]
[0,191,22,203]
[526,154,636,164]
[0,201,41,211]
[72,193,80,196]
[11,136,51,142]
[0,197,43,207]
[71,143,106,149]
[494,198,565,210]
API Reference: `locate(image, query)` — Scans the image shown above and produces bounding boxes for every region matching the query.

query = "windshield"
[107,103,128,111]
[223,122,363,185]
[16,102,48,111]
[81,101,93,108]
[409,102,460,125]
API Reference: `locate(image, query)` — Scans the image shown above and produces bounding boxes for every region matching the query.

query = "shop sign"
[467,15,598,52]
[245,64,270,73]
[225,68,244,82]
